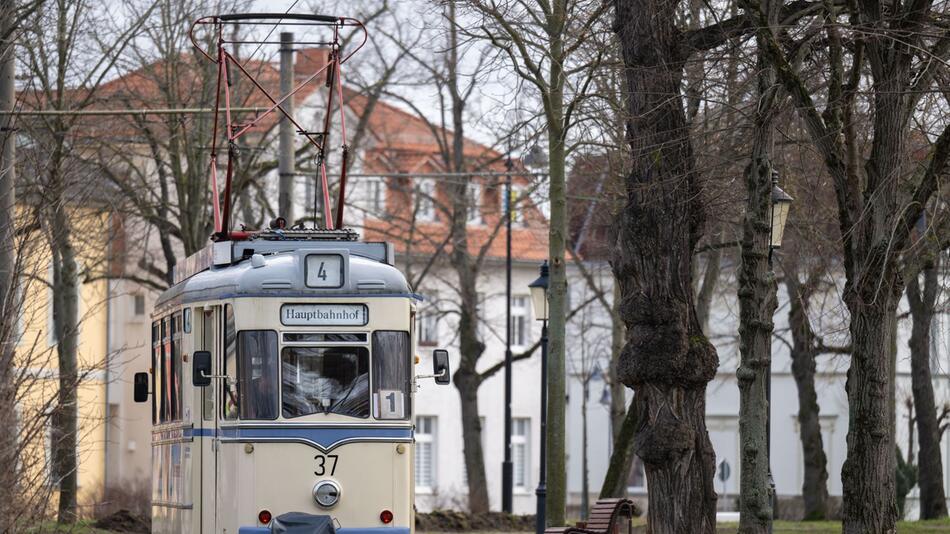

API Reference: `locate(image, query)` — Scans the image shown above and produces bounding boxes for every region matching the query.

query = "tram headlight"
[312,480,341,508]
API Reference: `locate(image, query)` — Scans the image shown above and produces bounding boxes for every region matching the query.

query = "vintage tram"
[134,229,450,534]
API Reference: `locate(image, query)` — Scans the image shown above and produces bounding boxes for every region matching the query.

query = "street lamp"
[529,261,549,534]
[769,171,794,250]
[766,169,793,531]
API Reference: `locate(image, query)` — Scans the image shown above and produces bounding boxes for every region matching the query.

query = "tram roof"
[155,239,413,313]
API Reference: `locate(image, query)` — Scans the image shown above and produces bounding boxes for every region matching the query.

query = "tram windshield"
[281,347,370,418]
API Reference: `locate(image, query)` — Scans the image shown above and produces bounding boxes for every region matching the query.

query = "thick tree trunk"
[611,0,719,531]
[784,271,830,520]
[840,73,907,533]
[50,205,79,523]
[907,263,947,519]
[599,398,637,498]
[841,286,901,533]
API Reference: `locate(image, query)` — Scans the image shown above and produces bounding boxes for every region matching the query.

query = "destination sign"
[281,304,368,326]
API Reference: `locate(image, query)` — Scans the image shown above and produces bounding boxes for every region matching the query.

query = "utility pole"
[0,0,18,514]
[1,1,17,341]
[278,32,295,223]
[502,152,514,513]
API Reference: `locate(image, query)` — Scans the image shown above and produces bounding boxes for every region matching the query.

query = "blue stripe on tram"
[186,426,412,450]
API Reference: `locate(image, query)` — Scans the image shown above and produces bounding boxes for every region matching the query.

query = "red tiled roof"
[21,47,551,262]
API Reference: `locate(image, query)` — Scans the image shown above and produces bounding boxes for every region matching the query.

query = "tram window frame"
[151,321,159,424]
[222,305,238,420]
[160,318,169,423]
[236,330,279,420]
[171,311,182,421]
[371,331,411,420]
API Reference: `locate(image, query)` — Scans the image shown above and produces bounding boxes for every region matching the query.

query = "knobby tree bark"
[907,256,947,519]
[736,0,780,529]
[611,0,719,530]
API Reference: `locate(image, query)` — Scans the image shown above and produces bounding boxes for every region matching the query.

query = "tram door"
[198,307,219,534]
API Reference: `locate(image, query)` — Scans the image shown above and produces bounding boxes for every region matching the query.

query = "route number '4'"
[314,454,339,476]
[306,254,343,287]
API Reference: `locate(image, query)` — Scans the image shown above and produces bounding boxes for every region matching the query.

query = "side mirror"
[133,372,149,403]
[193,351,212,387]
[433,349,451,385]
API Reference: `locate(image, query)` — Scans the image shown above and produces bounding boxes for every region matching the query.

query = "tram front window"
[281,346,370,418]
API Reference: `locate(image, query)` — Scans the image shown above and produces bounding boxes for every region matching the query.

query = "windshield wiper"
[327,375,363,415]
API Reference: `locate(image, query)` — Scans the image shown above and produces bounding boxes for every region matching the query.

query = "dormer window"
[415,179,437,222]
[365,178,386,216]
[467,182,482,225]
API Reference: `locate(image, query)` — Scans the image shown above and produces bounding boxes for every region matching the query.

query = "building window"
[467,182,482,225]
[418,311,438,346]
[366,178,386,215]
[415,416,437,492]
[513,417,530,490]
[133,294,146,315]
[511,296,529,348]
[627,456,646,492]
[415,179,437,222]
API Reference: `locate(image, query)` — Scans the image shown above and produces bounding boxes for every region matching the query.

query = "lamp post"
[529,262,550,534]
[766,170,793,530]
[502,152,514,513]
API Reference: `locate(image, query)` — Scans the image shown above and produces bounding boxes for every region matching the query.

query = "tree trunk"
[50,204,79,523]
[695,240,722,332]
[546,117,568,528]
[611,0,719,531]
[609,284,626,441]
[581,378,590,519]
[454,368,490,512]
[737,2,780,527]
[841,284,900,533]
[0,3,18,521]
[444,4,489,513]
[907,262,947,519]
[599,398,637,499]
[839,69,908,532]
[784,270,830,520]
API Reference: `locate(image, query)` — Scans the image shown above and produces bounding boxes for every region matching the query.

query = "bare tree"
[745,0,950,526]
[907,243,947,519]
[454,0,610,522]
[18,0,146,520]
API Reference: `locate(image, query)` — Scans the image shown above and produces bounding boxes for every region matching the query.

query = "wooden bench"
[544,498,639,534]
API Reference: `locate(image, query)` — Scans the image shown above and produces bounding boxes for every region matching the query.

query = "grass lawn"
[624,518,950,533]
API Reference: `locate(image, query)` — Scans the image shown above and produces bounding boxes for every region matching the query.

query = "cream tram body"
[136,239,450,534]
